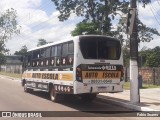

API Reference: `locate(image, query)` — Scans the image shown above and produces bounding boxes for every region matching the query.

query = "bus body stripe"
[22,72,73,81]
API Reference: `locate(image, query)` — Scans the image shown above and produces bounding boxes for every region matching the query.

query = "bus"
[21,35,124,102]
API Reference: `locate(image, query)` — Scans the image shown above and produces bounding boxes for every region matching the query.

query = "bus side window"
[27,52,32,67]
[61,43,68,66]
[32,50,40,67]
[45,47,50,66]
[40,49,45,67]
[51,46,56,66]
[56,45,61,66]
[68,42,74,65]
[68,42,74,54]
[51,45,61,67]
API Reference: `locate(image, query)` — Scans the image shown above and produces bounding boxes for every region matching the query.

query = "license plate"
[98,86,107,92]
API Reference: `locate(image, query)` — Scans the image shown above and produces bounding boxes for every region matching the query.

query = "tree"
[123,46,130,67]
[71,22,99,36]
[52,0,157,68]
[52,0,129,35]
[37,39,48,47]
[0,53,6,71]
[138,0,151,7]
[139,47,160,67]
[0,8,20,67]
[0,40,9,69]
[138,20,160,42]
[14,45,28,56]
[0,8,20,42]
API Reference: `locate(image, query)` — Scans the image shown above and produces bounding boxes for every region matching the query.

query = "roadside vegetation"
[124,81,160,90]
[0,71,21,79]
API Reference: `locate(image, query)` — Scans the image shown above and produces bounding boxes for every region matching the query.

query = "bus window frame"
[32,50,40,67]
[45,47,51,66]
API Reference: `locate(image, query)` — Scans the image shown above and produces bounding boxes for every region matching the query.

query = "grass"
[124,81,160,90]
[0,71,22,79]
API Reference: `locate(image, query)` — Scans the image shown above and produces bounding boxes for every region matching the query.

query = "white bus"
[21,35,124,102]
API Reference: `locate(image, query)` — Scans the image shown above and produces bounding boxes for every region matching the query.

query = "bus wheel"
[24,83,32,93]
[50,87,59,102]
[81,93,97,102]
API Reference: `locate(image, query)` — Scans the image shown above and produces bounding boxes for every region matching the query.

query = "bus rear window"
[79,36,121,60]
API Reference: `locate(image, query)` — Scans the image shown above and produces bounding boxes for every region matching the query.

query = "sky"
[0,0,160,54]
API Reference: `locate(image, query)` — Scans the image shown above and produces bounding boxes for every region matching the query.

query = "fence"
[125,67,160,85]
[0,64,22,74]
[140,68,160,85]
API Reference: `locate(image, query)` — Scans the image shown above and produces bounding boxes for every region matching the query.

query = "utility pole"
[129,0,140,103]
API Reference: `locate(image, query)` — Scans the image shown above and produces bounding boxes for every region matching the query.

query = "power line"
[0,3,55,54]
[150,2,160,17]
[156,0,160,6]
[149,3,160,25]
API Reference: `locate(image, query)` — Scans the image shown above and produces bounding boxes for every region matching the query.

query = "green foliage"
[118,17,160,68]
[0,53,6,65]
[52,0,129,21]
[123,46,130,67]
[52,0,159,43]
[0,8,20,65]
[124,46,160,68]
[0,40,6,52]
[52,0,129,35]
[0,40,8,65]
[0,8,20,42]
[139,47,160,67]
[51,0,160,69]
[124,81,160,90]
[138,0,151,7]
[14,45,28,56]
[138,20,160,42]
[0,71,22,78]
[116,18,160,44]
[37,39,48,47]
[71,22,99,36]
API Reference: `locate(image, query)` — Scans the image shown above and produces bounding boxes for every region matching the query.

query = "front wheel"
[24,83,33,93]
[50,87,61,102]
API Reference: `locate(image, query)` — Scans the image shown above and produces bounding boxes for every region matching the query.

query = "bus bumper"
[73,81,123,94]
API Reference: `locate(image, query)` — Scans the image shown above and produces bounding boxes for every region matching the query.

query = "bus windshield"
[79,36,121,60]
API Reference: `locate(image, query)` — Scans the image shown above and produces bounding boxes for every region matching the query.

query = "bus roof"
[27,35,119,52]
[28,36,78,52]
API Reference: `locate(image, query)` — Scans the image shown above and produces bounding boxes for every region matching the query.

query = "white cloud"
[138,1,160,49]
[0,0,41,11]
[6,22,77,53]
[138,1,160,27]
[0,0,82,54]
[140,37,160,50]
[2,0,160,54]
[17,8,49,26]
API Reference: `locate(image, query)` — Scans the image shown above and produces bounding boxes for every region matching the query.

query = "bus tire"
[50,87,60,102]
[81,93,97,102]
[24,83,33,93]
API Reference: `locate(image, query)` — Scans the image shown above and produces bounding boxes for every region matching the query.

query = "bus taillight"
[76,65,82,82]
[120,66,124,81]
[121,66,124,77]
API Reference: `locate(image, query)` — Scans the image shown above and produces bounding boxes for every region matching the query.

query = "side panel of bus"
[22,40,76,95]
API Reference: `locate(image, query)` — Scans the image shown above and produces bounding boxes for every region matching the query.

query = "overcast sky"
[0,0,160,54]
